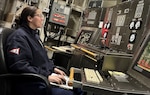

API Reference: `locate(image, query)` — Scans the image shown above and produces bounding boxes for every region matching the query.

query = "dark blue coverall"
[5,24,74,95]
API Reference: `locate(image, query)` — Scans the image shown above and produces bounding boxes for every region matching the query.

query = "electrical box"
[49,2,71,26]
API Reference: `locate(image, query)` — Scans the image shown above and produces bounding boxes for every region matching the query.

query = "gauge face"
[135,20,142,30]
[129,33,136,43]
[129,21,135,30]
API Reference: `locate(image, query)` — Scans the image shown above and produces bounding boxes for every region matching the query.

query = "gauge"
[135,20,142,30]
[129,21,135,30]
[129,33,136,43]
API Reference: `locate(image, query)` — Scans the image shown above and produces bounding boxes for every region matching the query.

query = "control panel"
[127,0,150,54]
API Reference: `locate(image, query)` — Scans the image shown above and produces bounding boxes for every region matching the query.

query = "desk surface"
[52,46,75,52]
[80,69,150,95]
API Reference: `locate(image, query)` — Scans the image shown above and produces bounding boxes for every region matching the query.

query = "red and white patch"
[9,48,20,55]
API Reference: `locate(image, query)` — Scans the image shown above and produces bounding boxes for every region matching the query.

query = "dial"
[129,33,136,43]
[129,21,135,30]
[135,20,142,30]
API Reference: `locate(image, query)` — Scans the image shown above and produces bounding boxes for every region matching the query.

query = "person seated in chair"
[5,6,82,95]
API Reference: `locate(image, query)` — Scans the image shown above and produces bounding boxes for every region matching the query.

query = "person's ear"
[27,16,33,22]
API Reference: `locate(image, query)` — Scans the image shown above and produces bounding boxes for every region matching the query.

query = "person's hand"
[54,68,66,76]
[48,74,66,84]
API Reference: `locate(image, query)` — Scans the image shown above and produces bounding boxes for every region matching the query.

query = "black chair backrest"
[0,27,14,74]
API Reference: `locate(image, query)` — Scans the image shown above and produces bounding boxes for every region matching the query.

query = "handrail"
[71,44,98,58]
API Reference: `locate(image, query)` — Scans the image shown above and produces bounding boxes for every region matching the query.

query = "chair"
[0,27,50,95]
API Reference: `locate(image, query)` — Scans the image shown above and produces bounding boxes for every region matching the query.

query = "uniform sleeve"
[5,34,53,77]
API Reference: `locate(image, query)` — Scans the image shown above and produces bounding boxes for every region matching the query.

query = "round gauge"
[135,20,142,30]
[129,21,135,30]
[129,33,136,43]
[107,23,111,29]
[103,32,108,38]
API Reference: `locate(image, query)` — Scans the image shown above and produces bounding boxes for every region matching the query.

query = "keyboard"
[84,68,103,84]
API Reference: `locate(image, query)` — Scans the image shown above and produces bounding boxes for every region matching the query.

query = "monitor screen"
[75,27,100,47]
[132,37,150,78]
[77,29,93,45]
[128,31,150,88]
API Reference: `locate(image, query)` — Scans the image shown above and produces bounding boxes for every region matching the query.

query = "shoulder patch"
[9,48,20,55]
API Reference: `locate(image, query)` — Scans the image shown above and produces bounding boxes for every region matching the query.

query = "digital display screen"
[133,39,150,78]
[77,30,93,45]
[75,27,100,46]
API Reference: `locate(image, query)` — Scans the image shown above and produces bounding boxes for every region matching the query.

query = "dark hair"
[17,6,38,25]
